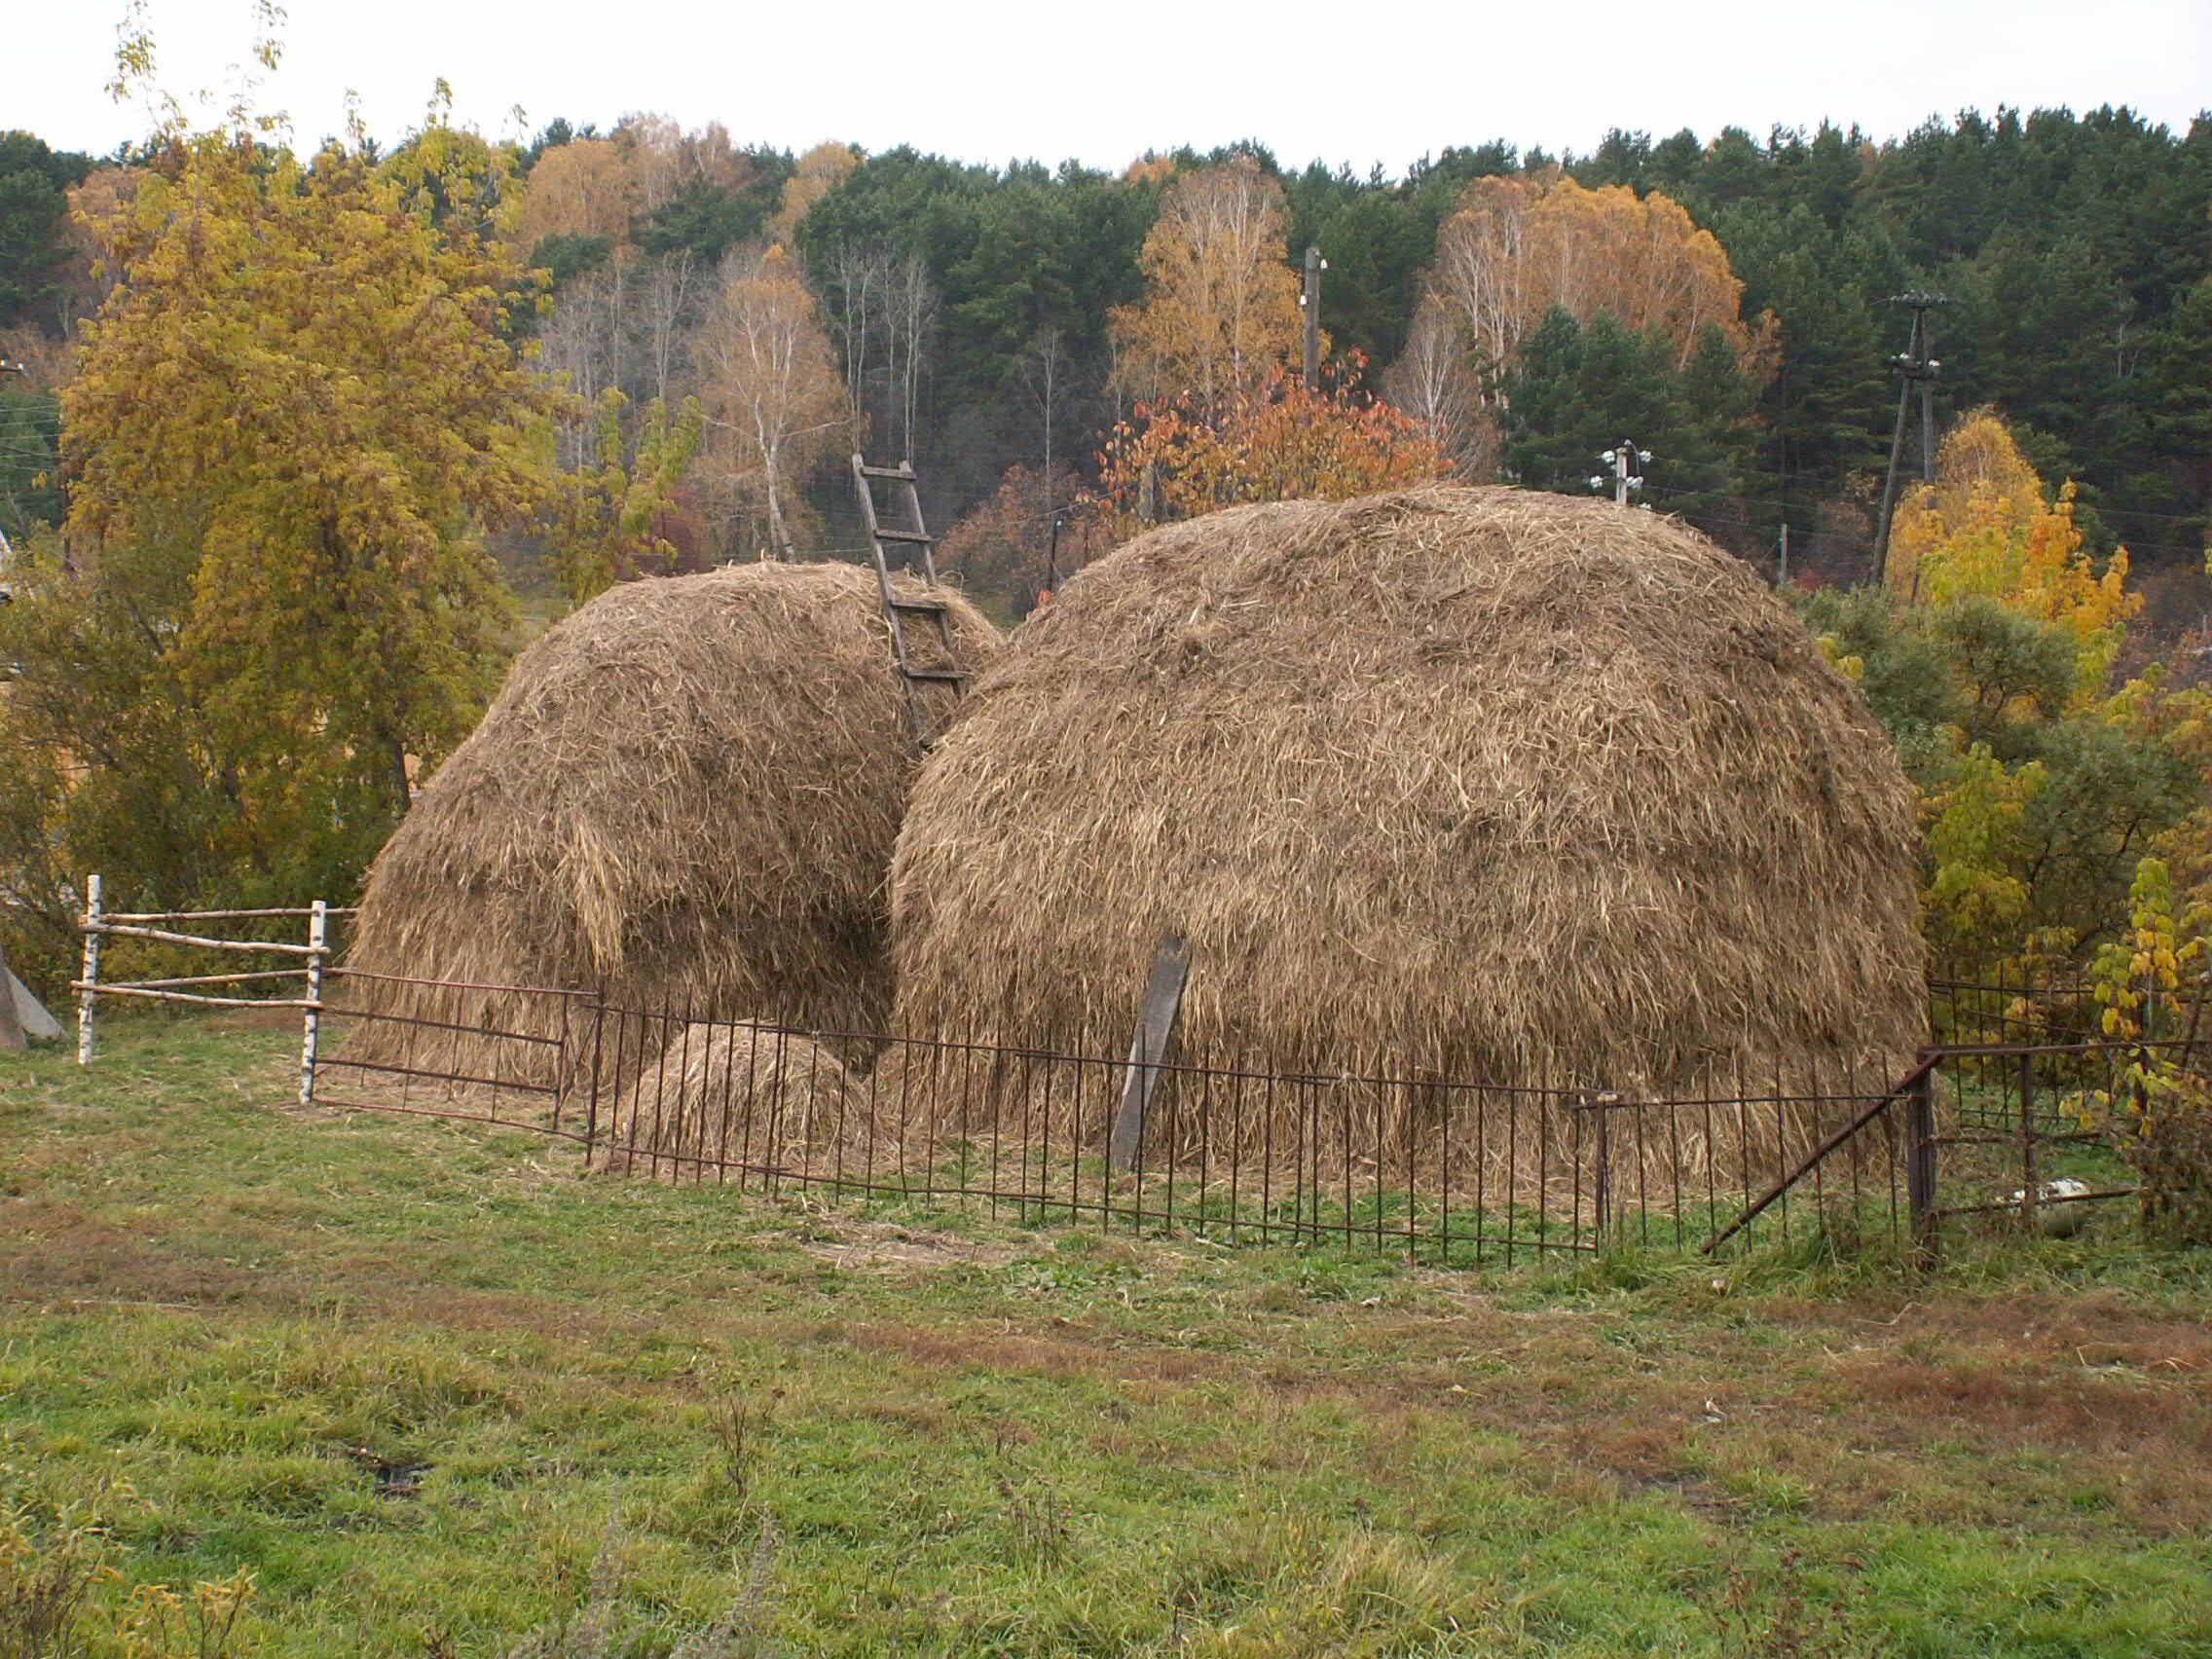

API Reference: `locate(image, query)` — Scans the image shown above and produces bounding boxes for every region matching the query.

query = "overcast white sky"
[13,0,2209,171]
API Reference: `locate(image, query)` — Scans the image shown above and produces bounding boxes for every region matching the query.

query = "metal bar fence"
[66,884,2161,1270]
[299,989,1946,1267]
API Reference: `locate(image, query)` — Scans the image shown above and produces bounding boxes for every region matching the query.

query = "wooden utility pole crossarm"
[1871,291,1948,587]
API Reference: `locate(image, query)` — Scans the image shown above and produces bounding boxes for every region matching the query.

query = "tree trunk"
[762,450,793,559]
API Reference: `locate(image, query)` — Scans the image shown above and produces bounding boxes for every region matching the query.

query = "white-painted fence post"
[299,899,327,1106]
[77,873,101,1065]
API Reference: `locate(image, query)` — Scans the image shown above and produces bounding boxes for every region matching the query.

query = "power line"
[1871,291,1948,585]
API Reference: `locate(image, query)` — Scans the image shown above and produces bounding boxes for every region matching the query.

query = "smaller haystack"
[891,486,1926,1103]
[340,562,999,1087]
[599,1020,855,1177]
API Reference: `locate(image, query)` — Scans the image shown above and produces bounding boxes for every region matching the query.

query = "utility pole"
[1301,245,1325,386]
[1871,292,1947,587]
[1777,522,1790,587]
[0,360,25,608]
[1589,440,1650,508]
[1041,512,1062,609]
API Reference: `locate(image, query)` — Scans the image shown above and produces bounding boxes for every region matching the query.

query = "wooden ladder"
[851,452,968,748]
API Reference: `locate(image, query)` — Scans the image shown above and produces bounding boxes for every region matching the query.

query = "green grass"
[5,1014,2212,1656]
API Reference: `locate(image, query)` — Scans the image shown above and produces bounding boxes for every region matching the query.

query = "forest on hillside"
[4,108,2209,610]
[4,95,2212,1023]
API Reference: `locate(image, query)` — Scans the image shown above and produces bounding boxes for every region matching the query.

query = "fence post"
[298,899,327,1107]
[1591,1098,1610,1241]
[584,986,607,1161]
[1107,935,1190,1178]
[77,872,102,1065]
[1905,1057,1938,1266]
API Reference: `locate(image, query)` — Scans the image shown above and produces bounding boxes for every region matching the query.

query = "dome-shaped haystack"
[891,486,1924,1096]
[342,562,999,1084]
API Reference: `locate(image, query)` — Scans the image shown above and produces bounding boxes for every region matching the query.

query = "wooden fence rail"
[73,875,351,1105]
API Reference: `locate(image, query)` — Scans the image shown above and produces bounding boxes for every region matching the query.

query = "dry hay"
[338,561,1000,1087]
[892,485,1926,1140]
[597,1018,856,1177]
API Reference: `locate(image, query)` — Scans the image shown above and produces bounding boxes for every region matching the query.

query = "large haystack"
[891,486,1925,1098]
[341,562,999,1085]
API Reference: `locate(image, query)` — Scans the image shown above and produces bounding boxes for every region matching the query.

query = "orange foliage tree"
[938,463,1109,618]
[1088,358,1444,541]
[767,141,860,246]
[514,136,639,256]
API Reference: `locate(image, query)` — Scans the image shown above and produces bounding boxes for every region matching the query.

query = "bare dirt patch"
[791,1220,1024,1274]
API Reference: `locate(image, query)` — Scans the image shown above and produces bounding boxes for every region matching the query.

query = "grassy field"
[4,1014,2211,1657]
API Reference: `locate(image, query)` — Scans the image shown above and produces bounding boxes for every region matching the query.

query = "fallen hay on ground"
[597,1019,857,1178]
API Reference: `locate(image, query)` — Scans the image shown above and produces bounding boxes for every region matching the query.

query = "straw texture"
[340,561,999,1083]
[891,486,1925,1098]
[599,1019,857,1176]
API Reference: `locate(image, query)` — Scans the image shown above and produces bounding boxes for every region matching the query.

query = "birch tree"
[1380,299,1486,476]
[1110,156,1303,405]
[696,244,851,558]
[1424,173,1768,381]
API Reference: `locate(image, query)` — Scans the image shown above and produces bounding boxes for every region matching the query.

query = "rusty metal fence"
[70,879,2165,1270]
[303,987,1944,1266]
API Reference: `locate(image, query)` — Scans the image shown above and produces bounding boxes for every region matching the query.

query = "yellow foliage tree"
[767,141,860,247]
[1110,156,1305,406]
[541,389,706,605]
[1920,744,2046,964]
[1885,411,2139,694]
[60,124,557,825]
[514,136,639,256]
[1423,172,1771,380]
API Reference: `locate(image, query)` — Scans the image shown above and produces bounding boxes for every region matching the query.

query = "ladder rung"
[859,462,916,481]
[889,596,948,613]
[875,527,934,544]
[902,668,967,685]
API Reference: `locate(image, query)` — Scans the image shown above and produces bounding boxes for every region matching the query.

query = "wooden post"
[1107,936,1191,1176]
[2177,968,2209,1080]
[0,938,25,1053]
[2017,1049,2037,1235]
[1302,245,1323,387]
[1590,1100,1609,1240]
[299,900,327,1107]
[77,873,102,1065]
[1905,1059,1938,1266]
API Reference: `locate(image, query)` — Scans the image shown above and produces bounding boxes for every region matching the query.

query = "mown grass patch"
[4,1014,2210,1654]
